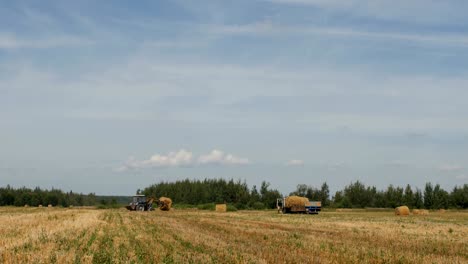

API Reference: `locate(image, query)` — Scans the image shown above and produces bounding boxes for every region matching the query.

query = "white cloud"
[118,149,250,171]
[198,149,250,165]
[121,149,193,170]
[455,174,467,180]
[438,164,464,172]
[286,159,304,166]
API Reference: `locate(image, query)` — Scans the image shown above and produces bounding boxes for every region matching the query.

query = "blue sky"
[1,0,468,195]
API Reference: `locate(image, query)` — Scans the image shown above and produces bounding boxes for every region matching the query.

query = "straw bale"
[438,209,446,213]
[48,204,53,208]
[158,197,172,211]
[38,204,43,207]
[24,204,29,207]
[215,204,227,212]
[284,196,309,207]
[395,206,410,216]
[413,209,429,215]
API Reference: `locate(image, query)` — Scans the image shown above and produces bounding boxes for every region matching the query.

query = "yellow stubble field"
[0,207,466,263]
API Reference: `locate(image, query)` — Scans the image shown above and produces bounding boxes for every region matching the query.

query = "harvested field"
[0,207,466,263]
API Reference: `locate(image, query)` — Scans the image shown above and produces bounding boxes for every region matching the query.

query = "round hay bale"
[48,204,53,208]
[158,197,172,211]
[38,204,43,207]
[215,204,227,212]
[438,209,446,213]
[395,206,410,216]
[24,204,29,207]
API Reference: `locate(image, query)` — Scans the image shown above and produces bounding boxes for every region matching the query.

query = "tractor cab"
[132,195,146,205]
[126,195,154,211]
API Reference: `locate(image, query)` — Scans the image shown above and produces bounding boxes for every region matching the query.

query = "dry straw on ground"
[158,197,172,211]
[0,207,466,263]
[395,206,410,216]
[413,209,429,215]
[215,204,227,212]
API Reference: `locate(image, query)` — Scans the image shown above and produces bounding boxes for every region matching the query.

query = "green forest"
[1,179,467,209]
[143,179,467,210]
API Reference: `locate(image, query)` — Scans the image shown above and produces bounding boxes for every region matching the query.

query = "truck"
[125,195,155,211]
[277,196,321,214]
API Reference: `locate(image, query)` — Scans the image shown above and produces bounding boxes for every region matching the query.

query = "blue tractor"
[126,195,155,211]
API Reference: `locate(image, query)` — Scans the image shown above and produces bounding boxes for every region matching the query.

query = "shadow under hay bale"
[215,204,227,212]
[395,206,410,216]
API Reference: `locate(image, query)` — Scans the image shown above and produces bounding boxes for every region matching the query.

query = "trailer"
[277,196,321,214]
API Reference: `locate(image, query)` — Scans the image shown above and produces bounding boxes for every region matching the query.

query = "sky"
[1,0,468,195]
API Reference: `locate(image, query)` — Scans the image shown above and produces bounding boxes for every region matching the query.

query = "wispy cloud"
[286,159,304,166]
[210,22,468,47]
[265,0,467,26]
[0,33,94,50]
[438,164,464,172]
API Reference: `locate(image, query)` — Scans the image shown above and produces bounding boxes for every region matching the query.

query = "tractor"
[126,195,155,211]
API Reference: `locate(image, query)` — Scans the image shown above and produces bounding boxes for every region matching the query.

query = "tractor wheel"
[138,205,145,211]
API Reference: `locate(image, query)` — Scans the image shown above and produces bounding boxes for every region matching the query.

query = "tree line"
[144,179,467,210]
[293,181,467,209]
[143,178,281,210]
[0,185,97,207]
[1,180,467,209]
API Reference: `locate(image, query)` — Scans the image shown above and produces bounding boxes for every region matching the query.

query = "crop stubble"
[0,207,466,263]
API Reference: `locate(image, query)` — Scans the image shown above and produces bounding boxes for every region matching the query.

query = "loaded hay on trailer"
[395,206,410,216]
[284,196,309,207]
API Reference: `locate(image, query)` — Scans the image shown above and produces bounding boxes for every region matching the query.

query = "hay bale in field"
[438,209,446,213]
[24,204,29,207]
[395,206,410,216]
[284,196,309,207]
[48,204,53,208]
[158,197,172,211]
[38,204,43,207]
[413,209,429,215]
[215,204,227,212]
